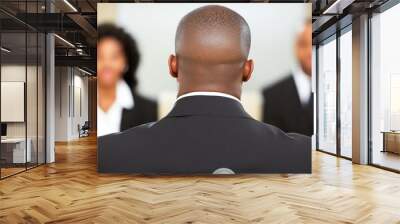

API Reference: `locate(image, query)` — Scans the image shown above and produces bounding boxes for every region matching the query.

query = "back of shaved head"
[169,5,253,99]
[176,5,251,63]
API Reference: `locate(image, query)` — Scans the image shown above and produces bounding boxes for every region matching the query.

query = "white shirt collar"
[116,80,134,109]
[97,80,134,137]
[176,91,241,104]
[292,67,311,106]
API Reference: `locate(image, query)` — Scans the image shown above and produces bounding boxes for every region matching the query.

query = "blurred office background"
[98,3,311,119]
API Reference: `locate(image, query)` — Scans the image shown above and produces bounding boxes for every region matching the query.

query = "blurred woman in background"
[97,24,157,137]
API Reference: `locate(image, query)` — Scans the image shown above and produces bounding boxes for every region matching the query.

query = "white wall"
[54,67,89,141]
[72,73,89,138]
[1,65,34,137]
[98,3,310,100]
[55,67,68,141]
[1,64,46,164]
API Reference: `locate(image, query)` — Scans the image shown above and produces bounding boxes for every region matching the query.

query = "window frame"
[315,23,352,160]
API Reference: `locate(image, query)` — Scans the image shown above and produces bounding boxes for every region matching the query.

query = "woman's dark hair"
[98,24,140,91]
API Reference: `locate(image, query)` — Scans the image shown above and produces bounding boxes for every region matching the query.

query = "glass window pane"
[318,37,337,154]
[340,30,352,158]
[371,3,400,171]
[0,1,46,179]
[1,30,27,177]
[312,45,317,150]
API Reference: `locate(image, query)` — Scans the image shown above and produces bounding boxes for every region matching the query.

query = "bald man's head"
[169,5,253,99]
[175,5,251,63]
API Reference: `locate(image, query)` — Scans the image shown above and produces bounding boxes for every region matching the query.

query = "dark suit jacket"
[98,96,311,174]
[262,75,313,136]
[120,92,158,131]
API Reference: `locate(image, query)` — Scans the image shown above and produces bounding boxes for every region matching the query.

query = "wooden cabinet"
[382,132,400,154]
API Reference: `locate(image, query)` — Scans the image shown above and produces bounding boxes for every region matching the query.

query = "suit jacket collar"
[167,95,251,118]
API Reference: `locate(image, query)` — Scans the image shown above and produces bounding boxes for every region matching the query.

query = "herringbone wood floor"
[0,135,400,224]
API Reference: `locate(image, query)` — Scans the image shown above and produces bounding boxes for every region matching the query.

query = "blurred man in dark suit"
[262,21,313,136]
[98,5,311,174]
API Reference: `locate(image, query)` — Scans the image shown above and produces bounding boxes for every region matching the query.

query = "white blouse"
[97,80,134,137]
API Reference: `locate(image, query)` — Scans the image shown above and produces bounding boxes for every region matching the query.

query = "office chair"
[79,121,90,138]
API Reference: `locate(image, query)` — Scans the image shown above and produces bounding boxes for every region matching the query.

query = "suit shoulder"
[254,120,311,166]
[250,119,310,145]
[99,122,156,144]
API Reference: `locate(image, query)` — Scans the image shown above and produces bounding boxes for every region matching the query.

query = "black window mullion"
[24,0,28,171]
[0,24,2,179]
[367,11,373,165]
[316,45,320,150]
[336,28,341,157]
[36,0,39,168]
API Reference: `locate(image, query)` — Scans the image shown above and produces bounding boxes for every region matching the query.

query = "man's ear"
[242,59,254,82]
[168,54,178,78]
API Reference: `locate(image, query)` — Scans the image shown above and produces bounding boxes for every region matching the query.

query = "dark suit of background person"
[262,74,313,136]
[98,5,311,174]
[97,24,157,137]
[262,21,313,136]
[120,92,157,132]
